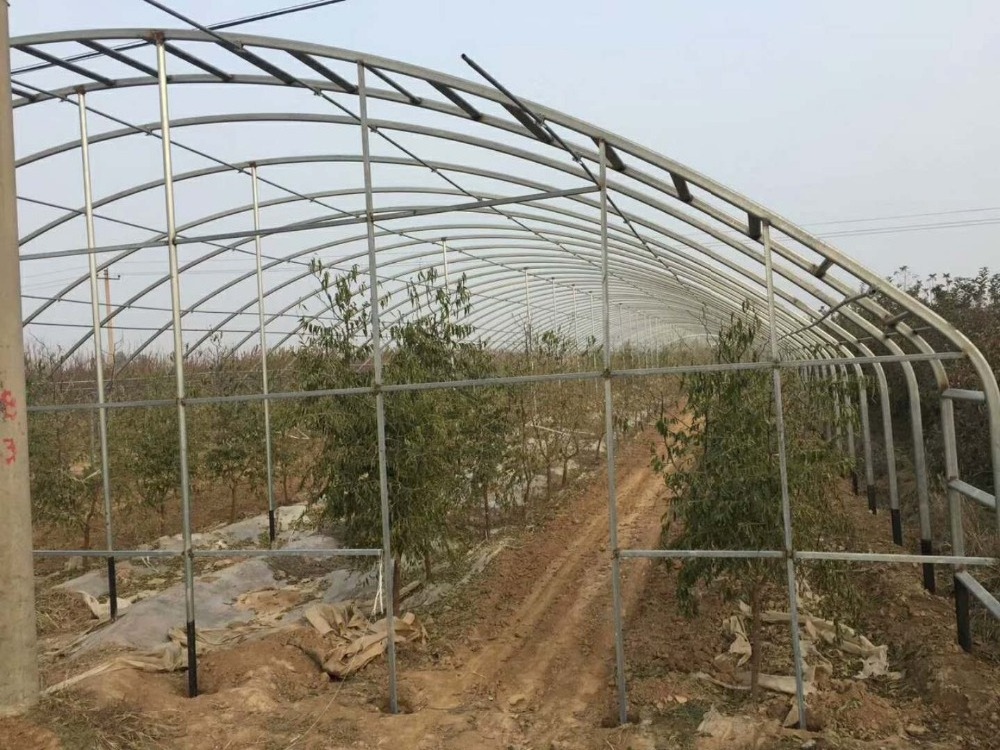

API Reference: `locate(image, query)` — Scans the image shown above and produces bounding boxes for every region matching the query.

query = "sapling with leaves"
[201,337,267,524]
[652,301,858,699]
[125,404,183,536]
[25,350,118,552]
[299,263,484,611]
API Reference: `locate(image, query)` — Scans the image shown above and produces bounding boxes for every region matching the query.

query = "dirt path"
[370,438,669,748]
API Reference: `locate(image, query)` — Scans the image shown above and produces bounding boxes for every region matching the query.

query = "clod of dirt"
[198,637,323,702]
[809,681,900,740]
[695,707,772,750]
[507,692,527,707]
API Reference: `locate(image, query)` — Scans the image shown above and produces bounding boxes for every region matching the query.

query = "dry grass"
[31,692,182,750]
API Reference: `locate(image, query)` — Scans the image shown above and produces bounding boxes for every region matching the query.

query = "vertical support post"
[873,366,900,529]
[441,238,450,287]
[250,164,277,543]
[828,364,844,455]
[599,140,629,726]
[103,269,115,370]
[357,62,399,711]
[820,365,834,445]
[856,371,876,511]
[155,38,198,698]
[899,363,933,588]
[941,397,970,650]
[524,268,532,358]
[550,277,557,334]
[572,285,579,350]
[78,90,117,619]
[0,2,40,712]
[839,365,858,496]
[762,220,808,730]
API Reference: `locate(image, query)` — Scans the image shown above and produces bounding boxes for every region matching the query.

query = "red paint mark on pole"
[0,389,16,421]
[2,438,15,465]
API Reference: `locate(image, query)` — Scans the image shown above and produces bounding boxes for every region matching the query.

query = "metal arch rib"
[13,27,997,524]
[23,142,843,357]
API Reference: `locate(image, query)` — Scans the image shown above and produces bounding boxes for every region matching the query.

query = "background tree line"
[25,267,667,610]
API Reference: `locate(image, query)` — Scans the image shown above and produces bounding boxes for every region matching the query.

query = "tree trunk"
[82,489,99,551]
[750,583,763,701]
[391,552,402,614]
[561,455,570,487]
[229,483,238,524]
[483,484,491,540]
[594,432,604,460]
[423,550,433,582]
[81,520,92,557]
[545,461,552,498]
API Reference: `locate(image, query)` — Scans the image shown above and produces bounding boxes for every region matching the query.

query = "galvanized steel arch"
[13,26,996,515]
[13,26,1000,719]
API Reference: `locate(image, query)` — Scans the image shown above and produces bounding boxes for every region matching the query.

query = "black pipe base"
[106,556,118,621]
[186,619,199,697]
[920,539,935,594]
[954,576,972,653]
[268,509,277,543]
[867,485,877,514]
[890,509,902,546]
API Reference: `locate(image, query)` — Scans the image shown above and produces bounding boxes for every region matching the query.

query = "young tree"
[125,405,183,536]
[653,303,855,698]
[25,350,112,552]
[201,340,266,524]
[299,265,482,611]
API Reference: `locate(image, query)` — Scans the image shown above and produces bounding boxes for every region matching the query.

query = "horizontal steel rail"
[26,351,965,413]
[942,388,987,403]
[620,549,998,566]
[950,479,997,511]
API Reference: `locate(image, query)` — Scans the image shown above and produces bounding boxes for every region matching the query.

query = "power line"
[816,216,1000,239]
[804,205,1000,228]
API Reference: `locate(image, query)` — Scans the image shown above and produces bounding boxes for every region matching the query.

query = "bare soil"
[4,439,1000,749]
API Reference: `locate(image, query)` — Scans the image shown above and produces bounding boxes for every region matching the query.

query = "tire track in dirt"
[463,460,653,681]
[454,438,669,735]
[368,438,669,749]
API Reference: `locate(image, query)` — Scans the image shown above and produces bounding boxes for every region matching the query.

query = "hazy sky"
[10,1,1000,352]
[14,0,999,278]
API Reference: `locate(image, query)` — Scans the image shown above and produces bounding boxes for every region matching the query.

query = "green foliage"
[123,406,183,535]
[652,302,858,694]
[297,265,502,601]
[25,350,108,550]
[887,266,999,493]
[200,337,267,523]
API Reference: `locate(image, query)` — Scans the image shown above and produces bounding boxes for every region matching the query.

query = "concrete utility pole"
[104,268,115,370]
[0,2,41,713]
